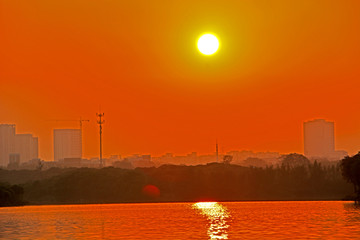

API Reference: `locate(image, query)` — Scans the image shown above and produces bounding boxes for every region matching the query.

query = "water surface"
[1,201,359,239]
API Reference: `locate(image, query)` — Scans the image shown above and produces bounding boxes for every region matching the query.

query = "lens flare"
[142,185,160,198]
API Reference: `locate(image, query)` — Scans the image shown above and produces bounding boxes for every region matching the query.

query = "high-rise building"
[0,124,38,167]
[14,134,38,163]
[303,119,335,158]
[0,124,16,166]
[53,129,82,161]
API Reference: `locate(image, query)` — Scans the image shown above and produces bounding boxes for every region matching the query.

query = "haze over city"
[1,1,360,239]
[1,1,360,162]
[0,119,349,169]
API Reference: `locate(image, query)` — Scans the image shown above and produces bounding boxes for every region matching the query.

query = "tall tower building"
[14,134,38,163]
[303,119,335,158]
[0,124,16,166]
[0,124,38,166]
[53,129,82,161]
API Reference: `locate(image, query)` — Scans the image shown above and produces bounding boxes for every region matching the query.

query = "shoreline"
[3,198,356,208]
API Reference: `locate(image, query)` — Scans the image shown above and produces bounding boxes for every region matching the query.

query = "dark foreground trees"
[0,161,353,205]
[0,183,25,207]
[340,153,360,203]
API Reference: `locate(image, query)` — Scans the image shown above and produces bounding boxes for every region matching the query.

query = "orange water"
[1,201,359,239]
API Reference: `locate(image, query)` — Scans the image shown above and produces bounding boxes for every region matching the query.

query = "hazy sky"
[1,0,359,161]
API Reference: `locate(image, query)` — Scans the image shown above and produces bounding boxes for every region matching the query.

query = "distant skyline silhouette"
[0,118,349,164]
[1,1,359,161]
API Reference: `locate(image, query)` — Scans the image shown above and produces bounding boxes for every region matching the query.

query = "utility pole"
[216,139,219,162]
[97,112,104,168]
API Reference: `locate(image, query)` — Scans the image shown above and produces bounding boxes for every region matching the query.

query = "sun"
[197,34,219,55]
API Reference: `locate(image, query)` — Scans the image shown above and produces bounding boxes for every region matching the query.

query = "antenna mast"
[216,139,219,162]
[96,112,104,167]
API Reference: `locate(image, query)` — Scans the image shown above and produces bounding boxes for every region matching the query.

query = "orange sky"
[1,0,360,161]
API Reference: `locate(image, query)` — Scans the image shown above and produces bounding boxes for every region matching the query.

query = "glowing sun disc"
[197,34,219,55]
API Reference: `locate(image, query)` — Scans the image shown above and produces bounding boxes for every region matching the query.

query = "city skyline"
[1,1,360,161]
[0,118,350,163]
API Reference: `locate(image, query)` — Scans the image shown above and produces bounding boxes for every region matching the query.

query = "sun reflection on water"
[193,202,230,239]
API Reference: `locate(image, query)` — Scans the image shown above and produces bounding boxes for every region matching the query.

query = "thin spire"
[216,139,219,162]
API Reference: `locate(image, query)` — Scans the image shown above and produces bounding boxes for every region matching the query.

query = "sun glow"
[197,34,220,55]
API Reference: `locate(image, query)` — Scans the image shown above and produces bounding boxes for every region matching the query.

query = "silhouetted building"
[21,158,42,170]
[304,119,335,159]
[62,158,82,168]
[106,155,121,166]
[14,134,38,163]
[125,154,154,168]
[0,124,38,167]
[332,150,348,160]
[8,153,20,169]
[0,124,16,166]
[227,150,280,165]
[54,129,82,161]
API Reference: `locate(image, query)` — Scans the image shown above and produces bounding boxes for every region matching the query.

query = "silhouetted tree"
[340,153,360,203]
[242,157,267,168]
[280,153,310,168]
[0,183,25,206]
[37,161,44,171]
[223,155,233,164]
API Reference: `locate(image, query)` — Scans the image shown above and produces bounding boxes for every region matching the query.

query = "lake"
[1,201,360,239]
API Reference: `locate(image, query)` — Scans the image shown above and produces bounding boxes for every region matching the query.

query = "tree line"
[0,160,353,205]
[1,152,359,205]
